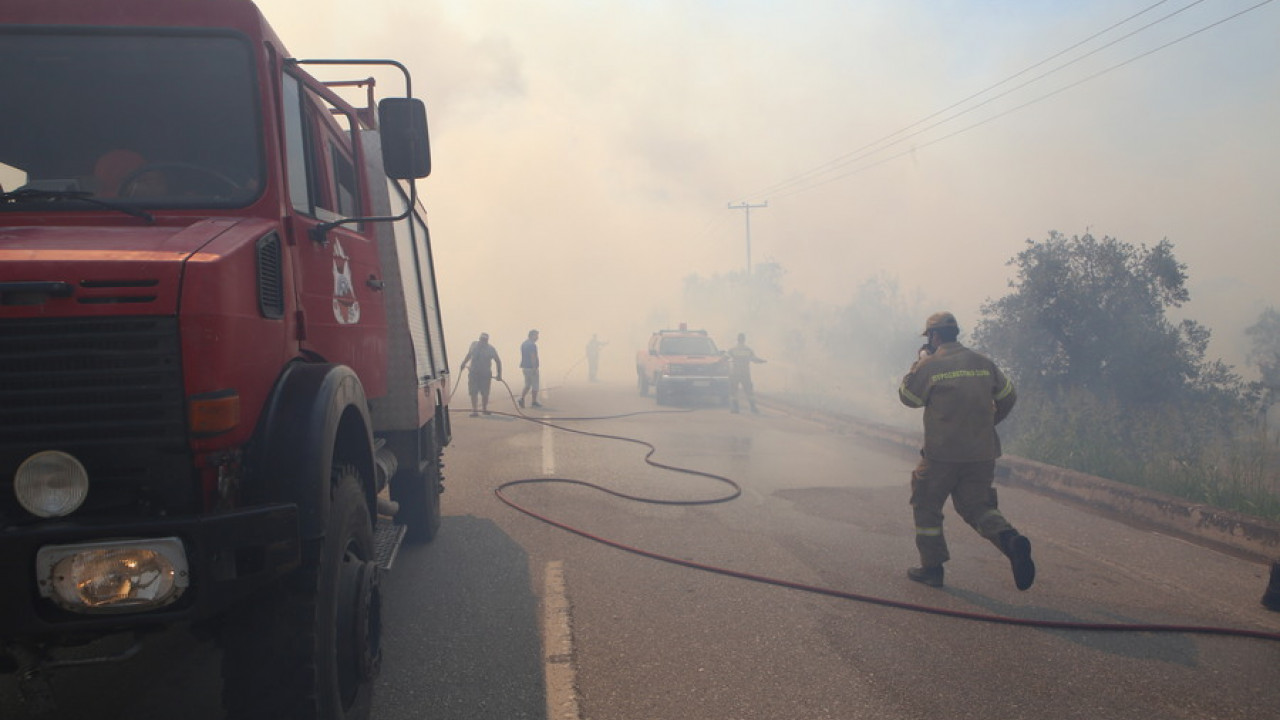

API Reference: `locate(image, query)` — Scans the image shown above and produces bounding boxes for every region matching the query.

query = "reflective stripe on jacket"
[898,341,1015,462]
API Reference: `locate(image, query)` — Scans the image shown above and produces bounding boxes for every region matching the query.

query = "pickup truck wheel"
[654,382,669,406]
[637,371,649,396]
[222,465,380,720]
[391,453,442,544]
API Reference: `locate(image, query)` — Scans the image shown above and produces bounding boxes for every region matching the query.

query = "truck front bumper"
[0,504,299,637]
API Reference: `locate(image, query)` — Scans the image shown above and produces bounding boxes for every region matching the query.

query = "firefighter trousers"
[909,456,1016,568]
[729,374,755,410]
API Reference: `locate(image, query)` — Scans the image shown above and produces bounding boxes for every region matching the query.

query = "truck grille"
[667,361,725,377]
[0,316,195,523]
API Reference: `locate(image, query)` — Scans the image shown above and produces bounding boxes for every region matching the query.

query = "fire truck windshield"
[0,31,264,209]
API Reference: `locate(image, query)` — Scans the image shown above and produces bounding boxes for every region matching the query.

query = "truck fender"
[251,362,376,540]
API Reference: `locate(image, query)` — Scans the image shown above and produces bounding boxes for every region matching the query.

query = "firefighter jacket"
[898,341,1016,462]
[726,344,764,379]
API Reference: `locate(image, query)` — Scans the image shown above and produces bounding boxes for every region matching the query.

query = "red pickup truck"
[636,324,730,405]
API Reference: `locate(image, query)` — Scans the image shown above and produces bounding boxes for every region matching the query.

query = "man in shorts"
[459,332,502,416]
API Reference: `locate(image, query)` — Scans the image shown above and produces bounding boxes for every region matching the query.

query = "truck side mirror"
[378,97,431,179]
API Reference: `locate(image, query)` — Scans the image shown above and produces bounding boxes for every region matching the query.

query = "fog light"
[15,451,89,518]
[36,538,189,613]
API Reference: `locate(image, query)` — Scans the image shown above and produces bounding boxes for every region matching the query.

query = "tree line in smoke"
[682,231,1280,521]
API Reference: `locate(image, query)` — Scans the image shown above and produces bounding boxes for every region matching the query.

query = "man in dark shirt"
[459,332,502,416]
[519,329,541,409]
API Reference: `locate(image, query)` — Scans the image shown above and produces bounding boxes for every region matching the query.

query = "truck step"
[373,517,407,570]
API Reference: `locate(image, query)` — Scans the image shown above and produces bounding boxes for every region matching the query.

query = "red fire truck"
[0,1,449,717]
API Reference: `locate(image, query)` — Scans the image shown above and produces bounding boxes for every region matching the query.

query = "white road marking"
[542,417,555,475]
[543,561,581,720]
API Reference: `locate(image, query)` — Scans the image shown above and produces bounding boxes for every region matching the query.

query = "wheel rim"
[336,549,382,708]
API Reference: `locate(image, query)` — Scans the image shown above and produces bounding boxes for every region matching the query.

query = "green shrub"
[1005,389,1280,522]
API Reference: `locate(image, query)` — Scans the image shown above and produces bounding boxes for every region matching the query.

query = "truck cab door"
[281,72,387,396]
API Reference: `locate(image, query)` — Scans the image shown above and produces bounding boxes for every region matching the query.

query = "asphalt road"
[4,379,1278,719]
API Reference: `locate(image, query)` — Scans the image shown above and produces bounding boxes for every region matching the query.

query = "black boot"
[1000,530,1036,591]
[1263,561,1280,612]
[908,565,944,588]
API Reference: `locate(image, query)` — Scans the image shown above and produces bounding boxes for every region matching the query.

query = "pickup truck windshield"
[0,30,263,209]
[660,336,719,355]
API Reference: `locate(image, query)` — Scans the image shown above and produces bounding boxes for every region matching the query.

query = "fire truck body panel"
[0,217,307,454]
[0,224,193,314]
[1,0,449,714]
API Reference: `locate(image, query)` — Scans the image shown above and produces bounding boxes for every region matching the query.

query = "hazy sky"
[256,0,1279,376]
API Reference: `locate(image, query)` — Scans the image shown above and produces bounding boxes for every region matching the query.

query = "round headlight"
[15,451,89,518]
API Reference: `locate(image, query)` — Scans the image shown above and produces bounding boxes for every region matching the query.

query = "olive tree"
[971,232,1263,505]
[973,231,1228,408]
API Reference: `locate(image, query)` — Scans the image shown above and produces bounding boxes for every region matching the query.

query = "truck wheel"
[637,371,649,396]
[391,451,442,544]
[654,382,668,406]
[222,465,380,720]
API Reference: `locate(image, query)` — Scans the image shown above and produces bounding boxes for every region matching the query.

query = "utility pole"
[727,200,767,276]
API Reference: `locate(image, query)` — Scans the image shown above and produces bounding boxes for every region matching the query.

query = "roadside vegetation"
[680,232,1280,522]
[973,232,1278,522]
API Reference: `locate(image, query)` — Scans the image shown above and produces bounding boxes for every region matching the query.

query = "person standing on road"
[519,329,542,408]
[585,333,608,382]
[897,311,1034,591]
[458,332,502,417]
[726,332,766,414]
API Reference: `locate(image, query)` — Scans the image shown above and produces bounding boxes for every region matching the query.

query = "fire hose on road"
[470,378,1280,643]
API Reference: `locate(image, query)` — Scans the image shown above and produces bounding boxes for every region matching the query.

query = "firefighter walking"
[898,312,1035,590]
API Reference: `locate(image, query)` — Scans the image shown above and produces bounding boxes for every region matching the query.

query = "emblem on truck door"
[332,239,361,324]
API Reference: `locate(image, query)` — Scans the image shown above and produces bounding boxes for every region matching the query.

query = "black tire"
[222,465,381,720]
[654,381,669,406]
[637,370,649,396]
[391,441,442,544]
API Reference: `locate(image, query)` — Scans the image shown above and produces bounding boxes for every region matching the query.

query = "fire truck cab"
[1,1,449,717]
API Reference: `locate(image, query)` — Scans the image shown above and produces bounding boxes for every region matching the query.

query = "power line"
[744,0,1187,203]
[742,0,1280,203]
[768,0,1276,201]
[750,0,1217,200]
